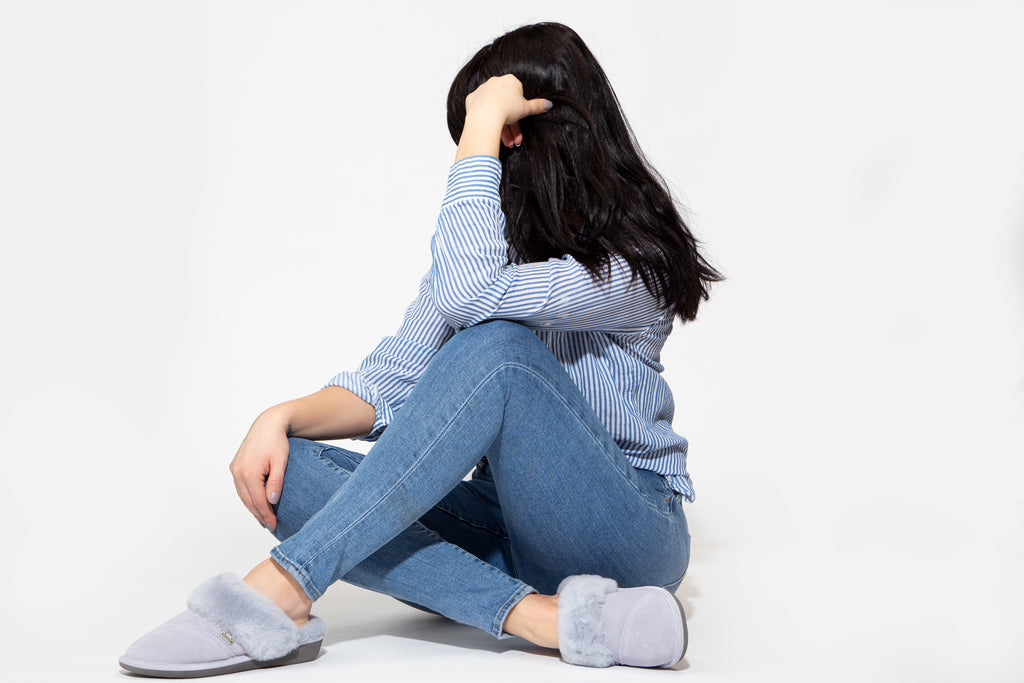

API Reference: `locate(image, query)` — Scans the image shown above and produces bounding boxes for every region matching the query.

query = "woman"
[119,21,721,676]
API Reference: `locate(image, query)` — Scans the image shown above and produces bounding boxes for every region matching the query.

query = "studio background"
[1,2,1022,681]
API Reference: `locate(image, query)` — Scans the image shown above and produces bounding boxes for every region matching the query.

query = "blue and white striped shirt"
[326,155,694,501]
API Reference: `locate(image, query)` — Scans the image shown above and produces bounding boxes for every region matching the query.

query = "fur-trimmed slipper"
[556,574,687,668]
[119,573,325,678]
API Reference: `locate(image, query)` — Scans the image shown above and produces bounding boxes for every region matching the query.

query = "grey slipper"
[556,574,688,668]
[119,573,325,678]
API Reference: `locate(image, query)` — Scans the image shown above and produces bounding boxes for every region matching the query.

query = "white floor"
[10,491,1024,683]
[5,398,1024,682]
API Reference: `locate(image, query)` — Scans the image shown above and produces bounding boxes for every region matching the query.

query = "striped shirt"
[326,155,694,501]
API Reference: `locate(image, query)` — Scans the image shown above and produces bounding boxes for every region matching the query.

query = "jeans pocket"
[633,467,676,517]
[311,442,364,472]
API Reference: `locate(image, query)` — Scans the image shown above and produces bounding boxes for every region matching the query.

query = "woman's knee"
[271,439,357,541]
[285,437,326,461]
[445,320,548,368]
[457,319,535,345]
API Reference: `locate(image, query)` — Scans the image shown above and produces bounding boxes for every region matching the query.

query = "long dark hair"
[447,22,723,322]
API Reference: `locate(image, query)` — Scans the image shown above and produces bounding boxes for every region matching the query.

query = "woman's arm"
[433,76,665,333]
[230,386,374,531]
[430,156,666,333]
[261,385,377,441]
[323,274,456,438]
[230,276,454,530]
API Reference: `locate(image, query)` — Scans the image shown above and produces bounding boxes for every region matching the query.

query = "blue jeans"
[269,320,690,638]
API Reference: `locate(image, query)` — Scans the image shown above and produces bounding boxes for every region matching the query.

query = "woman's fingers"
[467,74,552,128]
[230,469,262,526]
[246,467,277,530]
[229,451,275,528]
[264,459,286,531]
[501,123,524,148]
[526,98,554,117]
[230,413,292,531]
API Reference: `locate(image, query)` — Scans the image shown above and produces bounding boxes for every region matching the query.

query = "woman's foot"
[243,558,313,627]
[118,573,325,677]
[555,575,687,668]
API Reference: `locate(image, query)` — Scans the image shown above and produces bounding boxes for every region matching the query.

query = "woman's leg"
[121,321,688,676]
[273,440,515,575]
[268,320,688,641]
[485,419,690,596]
[268,438,528,637]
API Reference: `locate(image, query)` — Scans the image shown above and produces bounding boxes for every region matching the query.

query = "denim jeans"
[269,320,690,638]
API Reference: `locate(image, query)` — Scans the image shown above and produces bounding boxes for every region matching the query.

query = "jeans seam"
[415,522,520,583]
[294,362,518,579]
[289,356,669,597]
[431,500,508,539]
[492,584,537,639]
[503,363,676,521]
[506,539,520,579]
[270,547,324,601]
[660,569,688,592]
[413,522,533,637]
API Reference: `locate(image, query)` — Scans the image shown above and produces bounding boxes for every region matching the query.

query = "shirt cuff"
[441,155,502,206]
[666,473,695,503]
[323,371,392,441]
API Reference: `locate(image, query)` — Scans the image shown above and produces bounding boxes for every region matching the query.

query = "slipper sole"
[666,591,688,667]
[119,639,322,678]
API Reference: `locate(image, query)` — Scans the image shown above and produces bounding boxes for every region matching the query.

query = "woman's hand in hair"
[456,74,552,161]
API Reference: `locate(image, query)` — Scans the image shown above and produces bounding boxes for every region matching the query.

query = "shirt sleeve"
[429,154,667,333]
[324,274,455,440]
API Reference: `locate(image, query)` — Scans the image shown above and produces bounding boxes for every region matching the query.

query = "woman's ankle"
[503,593,559,648]
[243,558,313,626]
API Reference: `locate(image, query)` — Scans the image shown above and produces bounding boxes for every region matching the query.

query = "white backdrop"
[1,2,1022,682]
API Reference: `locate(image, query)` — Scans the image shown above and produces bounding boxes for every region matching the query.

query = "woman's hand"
[227,387,376,531]
[230,407,291,531]
[456,74,552,161]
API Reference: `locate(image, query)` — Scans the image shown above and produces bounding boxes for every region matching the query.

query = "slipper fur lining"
[186,573,319,661]
[556,574,618,667]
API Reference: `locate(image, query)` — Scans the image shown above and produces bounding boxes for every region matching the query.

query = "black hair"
[447,22,723,322]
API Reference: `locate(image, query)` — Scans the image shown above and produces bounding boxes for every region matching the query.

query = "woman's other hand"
[227,387,376,531]
[230,407,291,531]
[457,74,552,161]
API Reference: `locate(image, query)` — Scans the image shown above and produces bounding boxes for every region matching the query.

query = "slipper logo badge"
[220,630,235,645]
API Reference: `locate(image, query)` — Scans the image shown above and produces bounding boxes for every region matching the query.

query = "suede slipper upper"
[119,573,325,678]
[556,574,687,669]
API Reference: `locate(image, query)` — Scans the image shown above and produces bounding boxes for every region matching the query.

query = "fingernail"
[542,100,553,111]
[260,521,267,529]
[268,491,280,504]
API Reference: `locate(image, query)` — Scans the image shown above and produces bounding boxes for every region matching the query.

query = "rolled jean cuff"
[270,547,323,602]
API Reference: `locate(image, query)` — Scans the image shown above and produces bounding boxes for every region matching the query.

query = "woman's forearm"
[454,74,551,162]
[455,109,504,161]
[260,386,376,441]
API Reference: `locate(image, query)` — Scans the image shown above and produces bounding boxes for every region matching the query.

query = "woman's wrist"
[455,111,505,162]
[256,402,294,437]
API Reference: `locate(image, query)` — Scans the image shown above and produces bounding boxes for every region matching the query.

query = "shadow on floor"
[313,593,556,659]
[313,583,692,669]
